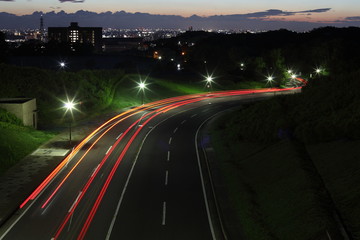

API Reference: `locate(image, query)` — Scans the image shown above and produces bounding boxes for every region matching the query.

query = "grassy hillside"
[210,70,360,239]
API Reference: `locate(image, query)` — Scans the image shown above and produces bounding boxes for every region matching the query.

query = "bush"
[0,108,23,126]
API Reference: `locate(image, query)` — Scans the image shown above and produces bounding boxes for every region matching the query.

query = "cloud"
[299,8,331,13]
[243,8,331,19]
[59,0,85,2]
[344,16,360,21]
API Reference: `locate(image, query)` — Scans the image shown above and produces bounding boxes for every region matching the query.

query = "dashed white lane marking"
[68,191,82,213]
[105,145,112,155]
[167,151,170,162]
[162,202,167,225]
[168,137,172,145]
[165,171,169,186]
[181,119,187,124]
[116,133,123,140]
[91,164,100,177]
[191,114,197,118]
[173,127,178,133]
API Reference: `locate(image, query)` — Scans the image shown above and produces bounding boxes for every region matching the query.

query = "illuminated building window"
[69,30,79,43]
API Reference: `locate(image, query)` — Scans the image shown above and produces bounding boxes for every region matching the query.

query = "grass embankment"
[0,109,55,175]
[210,71,360,239]
[111,74,208,110]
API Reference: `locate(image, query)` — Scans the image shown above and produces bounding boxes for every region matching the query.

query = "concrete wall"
[0,98,37,129]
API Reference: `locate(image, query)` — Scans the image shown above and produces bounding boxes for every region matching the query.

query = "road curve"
[0,88,300,240]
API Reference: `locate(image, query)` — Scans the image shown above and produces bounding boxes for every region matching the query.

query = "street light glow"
[59,62,66,68]
[139,82,146,89]
[206,76,213,83]
[291,74,297,79]
[64,101,75,110]
[267,76,274,81]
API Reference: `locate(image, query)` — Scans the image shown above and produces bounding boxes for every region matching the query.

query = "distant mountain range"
[0,10,358,31]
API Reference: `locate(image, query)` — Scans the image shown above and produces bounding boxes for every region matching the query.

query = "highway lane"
[0,89,300,240]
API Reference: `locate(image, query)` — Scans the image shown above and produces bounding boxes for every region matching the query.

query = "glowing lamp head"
[287,69,292,74]
[291,74,296,79]
[316,68,321,73]
[267,76,273,81]
[139,82,146,89]
[206,76,213,83]
[60,62,66,68]
[64,101,75,110]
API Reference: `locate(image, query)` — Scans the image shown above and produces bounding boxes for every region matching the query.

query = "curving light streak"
[76,112,163,240]
[20,93,213,209]
[54,88,302,239]
[52,99,204,239]
[18,88,300,239]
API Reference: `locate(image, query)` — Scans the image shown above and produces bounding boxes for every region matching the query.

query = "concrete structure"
[0,98,37,128]
[48,22,102,52]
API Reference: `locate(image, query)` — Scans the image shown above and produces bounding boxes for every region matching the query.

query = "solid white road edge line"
[195,117,217,240]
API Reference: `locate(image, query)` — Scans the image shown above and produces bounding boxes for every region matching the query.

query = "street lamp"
[138,81,146,105]
[267,75,274,88]
[315,68,323,75]
[59,61,66,69]
[205,76,213,91]
[64,100,75,146]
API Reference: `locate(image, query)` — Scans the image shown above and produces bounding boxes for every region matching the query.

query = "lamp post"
[206,76,213,92]
[64,101,75,146]
[267,75,274,88]
[138,81,146,105]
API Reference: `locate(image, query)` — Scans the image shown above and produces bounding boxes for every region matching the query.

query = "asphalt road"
[0,89,299,240]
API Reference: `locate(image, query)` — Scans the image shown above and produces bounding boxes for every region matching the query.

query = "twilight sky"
[1,0,360,30]
[0,0,358,21]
